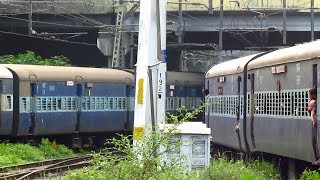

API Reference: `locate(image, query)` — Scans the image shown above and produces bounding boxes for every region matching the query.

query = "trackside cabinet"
[160,122,211,171]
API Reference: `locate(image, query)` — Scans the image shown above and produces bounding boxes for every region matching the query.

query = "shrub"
[300,169,320,180]
[38,138,74,158]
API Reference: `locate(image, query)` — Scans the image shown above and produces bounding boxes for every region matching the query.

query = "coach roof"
[1,64,134,83]
[0,66,13,79]
[167,71,204,85]
[206,40,320,78]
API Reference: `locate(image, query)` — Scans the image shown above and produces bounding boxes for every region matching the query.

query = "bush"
[300,169,320,180]
[38,138,74,158]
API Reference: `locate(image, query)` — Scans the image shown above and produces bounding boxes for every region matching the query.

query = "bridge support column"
[97,30,113,67]
[288,159,296,180]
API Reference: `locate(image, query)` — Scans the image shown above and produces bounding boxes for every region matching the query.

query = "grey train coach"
[205,40,320,163]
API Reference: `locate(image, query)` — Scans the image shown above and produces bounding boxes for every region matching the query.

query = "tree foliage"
[0,51,71,66]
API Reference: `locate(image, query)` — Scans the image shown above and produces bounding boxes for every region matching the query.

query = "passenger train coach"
[205,40,320,163]
[0,64,204,147]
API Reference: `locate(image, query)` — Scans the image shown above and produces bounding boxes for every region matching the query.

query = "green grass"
[0,138,74,167]
[200,157,280,180]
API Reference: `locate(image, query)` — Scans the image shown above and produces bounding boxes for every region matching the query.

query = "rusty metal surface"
[0,155,92,179]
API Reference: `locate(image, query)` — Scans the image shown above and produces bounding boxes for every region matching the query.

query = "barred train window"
[80,97,128,111]
[207,95,238,116]
[36,97,77,112]
[166,97,175,110]
[21,98,27,112]
[208,89,309,117]
[3,95,13,110]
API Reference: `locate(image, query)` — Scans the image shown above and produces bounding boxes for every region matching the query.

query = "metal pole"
[178,0,184,70]
[219,0,223,51]
[157,0,167,125]
[178,0,183,44]
[130,33,134,68]
[156,0,161,60]
[311,0,315,41]
[209,0,213,14]
[28,1,32,36]
[282,0,287,45]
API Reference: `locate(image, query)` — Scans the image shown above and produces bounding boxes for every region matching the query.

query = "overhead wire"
[0,29,97,46]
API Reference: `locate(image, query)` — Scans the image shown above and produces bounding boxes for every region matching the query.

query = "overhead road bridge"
[0,0,319,67]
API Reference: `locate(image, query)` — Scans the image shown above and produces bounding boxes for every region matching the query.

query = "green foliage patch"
[200,158,280,180]
[0,138,74,167]
[0,51,71,66]
[300,169,320,180]
[64,106,280,180]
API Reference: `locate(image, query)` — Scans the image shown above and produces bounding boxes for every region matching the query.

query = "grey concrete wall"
[0,0,115,14]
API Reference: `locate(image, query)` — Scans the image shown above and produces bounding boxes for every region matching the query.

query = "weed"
[0,138,74,167]
[300,169,320,180]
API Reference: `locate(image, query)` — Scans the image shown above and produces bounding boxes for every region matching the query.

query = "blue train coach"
[1,64,135,145]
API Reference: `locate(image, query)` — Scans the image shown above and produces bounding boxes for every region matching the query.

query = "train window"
[100,98,105,110]
[57,98,62,111]
[5,95,12,110]
[67,97,72,110]
[121,98,126,110]
[95,98,100,110]
[178,98,182,108]
[21,98,28,112]
[54,98,58,111]
[109,98,114,110]
[117,98,122,110]
[104,98,110,110]
[191,88,197,97]
[41,98,47,111]
[166,97,175,110]
[206,96,238,116]
[114,98,118,110]
[251,90,308,117]
[81,97,88,111]
[35,98,40,111]
[90,97,95,110]
[47,98,52,111]
[61,98,66,111]
[72,98,77,111]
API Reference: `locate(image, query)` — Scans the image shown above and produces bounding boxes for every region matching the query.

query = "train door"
[29,82,36,135]
[72,76,84,148]
[236,76,243,151]
[313,64,320,161]
[75,83,83,133]
[248,73,257,151]
[124,84,131,131]
[0,80,3,129]
[205,80,210,127]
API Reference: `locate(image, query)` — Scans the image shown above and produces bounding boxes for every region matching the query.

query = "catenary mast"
[133,0,166,142]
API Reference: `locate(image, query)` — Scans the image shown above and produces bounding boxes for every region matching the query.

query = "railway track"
[0,155,92,179]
